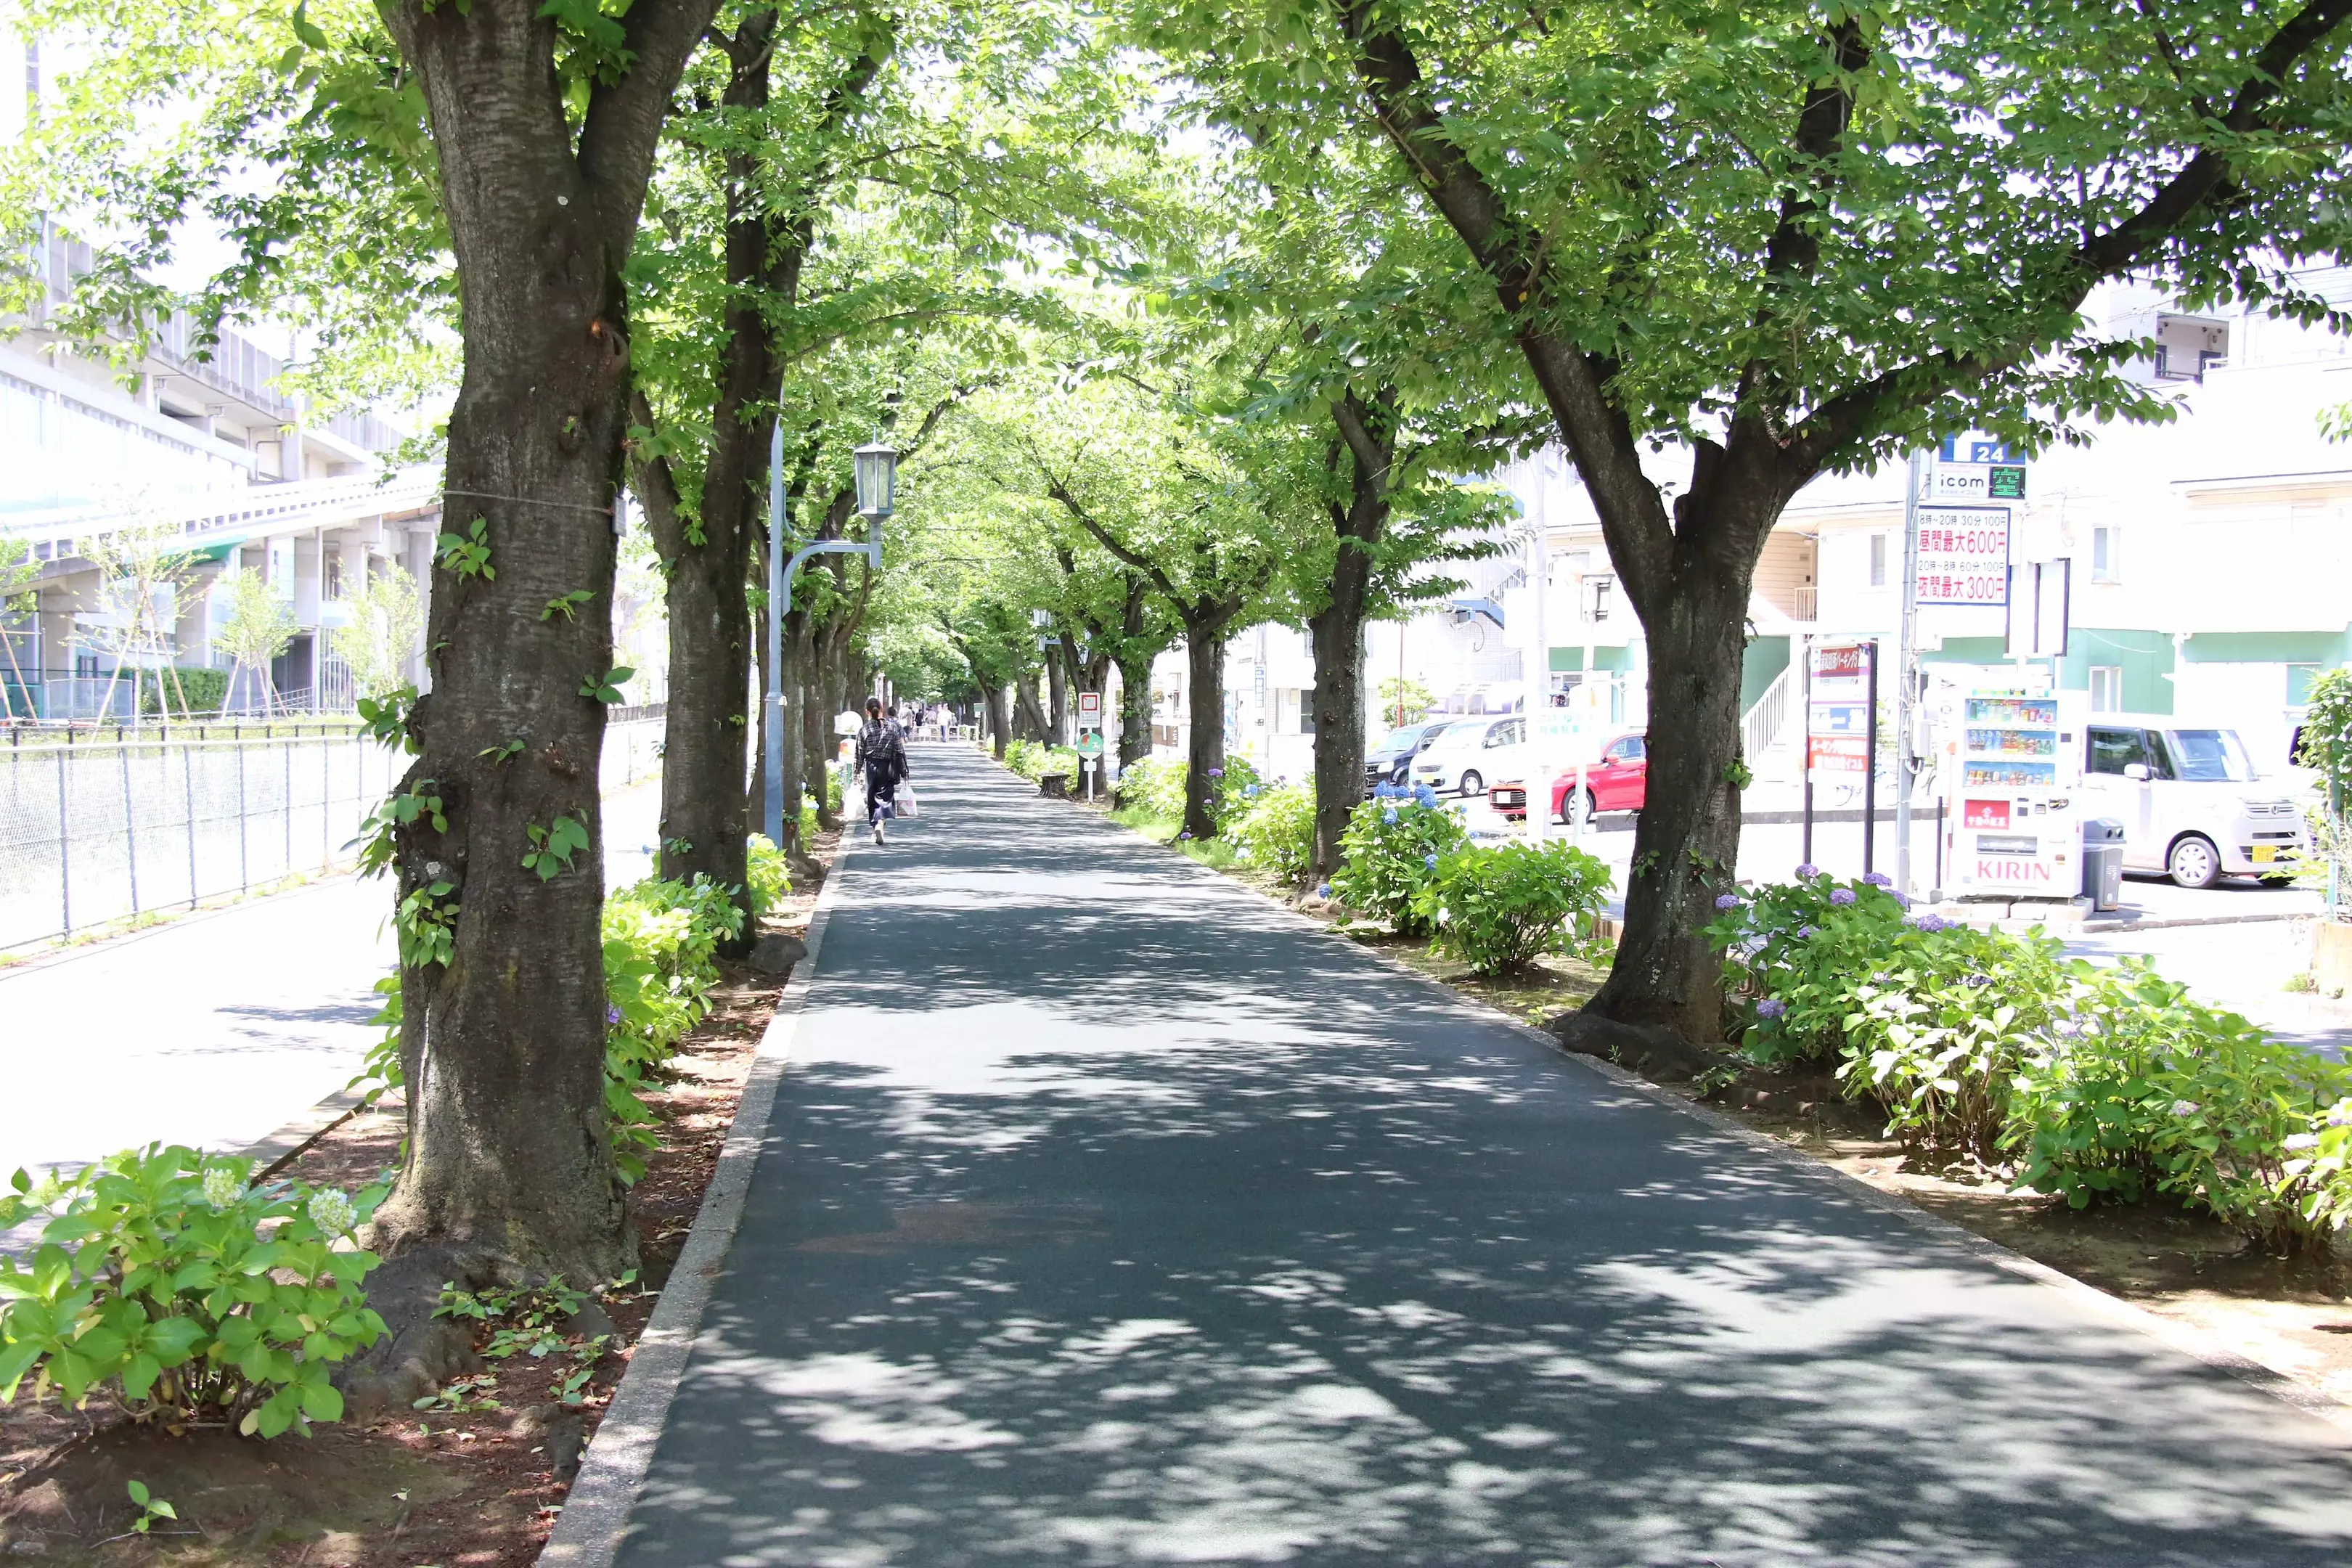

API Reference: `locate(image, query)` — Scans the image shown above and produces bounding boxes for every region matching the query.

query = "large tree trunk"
[372,0,715,1278]
[984,685,1010,759]
[1013,671,1049,743]
[1112,650,1153,802]
[1307,597,1369,878]
[1586,524,1755,1039]
[1045,647,1069,745]
[1180,629,1227,839]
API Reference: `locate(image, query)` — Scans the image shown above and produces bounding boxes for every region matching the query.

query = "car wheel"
[2167,834,2221,890]
[1459,769,1483,797]
[1558,789,1597,826]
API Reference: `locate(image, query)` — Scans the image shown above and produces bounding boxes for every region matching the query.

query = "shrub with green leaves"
[1230,783,1316,886]
[0,1148,387,1437]
[745,833,790,918]
[1411,840,1613,976]
[1116,756,1187,818]
[2008,963,2352,1244]
[1328,785,1469,935]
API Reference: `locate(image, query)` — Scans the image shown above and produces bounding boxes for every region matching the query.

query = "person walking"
[855,696,910,846]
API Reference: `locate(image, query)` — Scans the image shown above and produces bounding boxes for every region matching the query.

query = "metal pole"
[284,739,293,875]
[238,741,248,893]
[1526,518,1551,845]
[123,740,139,917]
[184,738,197,908]
[769,537,884,843]
[1895,448,1922,899]
[57,747,70,938]
[1863,639,1880,880]
[1800,638,1815,867]
[764,418,787,846]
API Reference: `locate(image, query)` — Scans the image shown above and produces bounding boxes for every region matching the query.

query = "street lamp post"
[764,434,897,846]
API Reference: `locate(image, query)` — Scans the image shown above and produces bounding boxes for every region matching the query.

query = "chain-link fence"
[0,716,665,950]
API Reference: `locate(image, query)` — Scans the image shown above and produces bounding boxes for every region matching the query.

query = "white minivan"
[2078,716,2309,889]
[1412,714,1528,797]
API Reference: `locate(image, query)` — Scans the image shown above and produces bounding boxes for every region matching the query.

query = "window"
[1605,737,1646,764]
[1486,719,1522,748]
[1869,532,1889,588]
[1585,575,1614,623]
[2163,728,2256,782]
[2091,526,2121,582]
[2088,666,2123,713]
[1296,690,1315,736]
[2086,726,2151,775]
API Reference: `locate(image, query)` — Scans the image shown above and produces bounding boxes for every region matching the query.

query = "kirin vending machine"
[1945,679,2086,900]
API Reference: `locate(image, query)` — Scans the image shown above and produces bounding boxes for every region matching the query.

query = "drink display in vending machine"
[1945,681,2086,899]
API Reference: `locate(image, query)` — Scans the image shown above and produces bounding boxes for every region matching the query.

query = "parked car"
[1363,719,1457,793]
[1490,732,1649,823]
[2076,715,2309,889]
[1411,714,1527,797]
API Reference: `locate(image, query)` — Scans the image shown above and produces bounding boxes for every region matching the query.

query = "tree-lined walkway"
[608,742,2352,1565]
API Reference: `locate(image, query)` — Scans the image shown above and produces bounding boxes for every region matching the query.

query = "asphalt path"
[610,742,2352,1567]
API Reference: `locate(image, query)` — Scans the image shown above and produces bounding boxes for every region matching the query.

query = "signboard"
[1987,465,2027,499]
[1913,505,2011,606]
[1806,643,1873,774]
[1077,691,1103,729]
[1076,730,1103,759]
[1962,798,2012,830]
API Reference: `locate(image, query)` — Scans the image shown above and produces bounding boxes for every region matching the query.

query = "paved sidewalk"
[608,743,2352,1567]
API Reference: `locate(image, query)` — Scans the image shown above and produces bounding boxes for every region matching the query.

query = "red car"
[1490,733,1649,824]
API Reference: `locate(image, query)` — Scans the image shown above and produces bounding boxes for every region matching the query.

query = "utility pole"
[1524,507,1551,845]
[1895,447,1923,899]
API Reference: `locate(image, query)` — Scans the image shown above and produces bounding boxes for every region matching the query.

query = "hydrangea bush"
[0,1148,387,1437]
[1230,784,1317,886]
[1328,784,1468,936]
[1411,841,1614,976]
[745,833,791,917]
[1713,867,2352,1244]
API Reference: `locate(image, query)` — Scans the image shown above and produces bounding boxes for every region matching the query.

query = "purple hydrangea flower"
[1794,863,1821,878]
[1178,830,1193,841]
[1756,997,1788,1019]
[1714,893,1742,910]
[606,1004,622,1026]
[1964,973,1993,987]
[1795,925,1820,939]
[1863,871,1892,887]
[1906,912,1948,933]
[1207,769,1225,779]
[1829,887,1857,906]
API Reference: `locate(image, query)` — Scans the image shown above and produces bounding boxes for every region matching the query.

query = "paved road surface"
[0,777,664,1183]
[610,743,2352,1566]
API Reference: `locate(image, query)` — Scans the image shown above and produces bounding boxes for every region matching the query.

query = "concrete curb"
[239,1085,378,1183]
[538,830,857,1568]
[1101,809,2352,1436]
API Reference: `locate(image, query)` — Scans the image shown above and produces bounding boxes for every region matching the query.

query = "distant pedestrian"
[856,696,910,846]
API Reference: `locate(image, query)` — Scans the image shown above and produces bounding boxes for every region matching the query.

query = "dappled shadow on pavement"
[615,746,2352,1567]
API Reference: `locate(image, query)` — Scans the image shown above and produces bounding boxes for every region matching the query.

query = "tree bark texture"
[985,685,1010,759]
[372,0,716,1276]
[1046,649,1069,745]
[1310,397,1392,878]
[1181,632,1227,840]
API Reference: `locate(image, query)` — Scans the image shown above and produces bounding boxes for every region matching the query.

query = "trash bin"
[2082,817,2126,911]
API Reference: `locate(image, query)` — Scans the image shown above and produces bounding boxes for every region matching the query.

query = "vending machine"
[1944,678,2086,899]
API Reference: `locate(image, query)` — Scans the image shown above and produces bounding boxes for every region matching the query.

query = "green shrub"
[1328,784,1469,935]
[1708,870,1915,1063]
[1230,784,1317,885]
[1116,756,1187,818]
[1002,739,1081,784]
[137,667,228,716]
[1411,840,1613,976]
[746,833,790,917]
[0,1148,388,1437]
[2008,964,2352,1244]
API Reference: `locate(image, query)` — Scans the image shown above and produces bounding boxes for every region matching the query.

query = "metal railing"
[0,717,664,950]
[1742,664,1796,764]
[1792,585,1818,622]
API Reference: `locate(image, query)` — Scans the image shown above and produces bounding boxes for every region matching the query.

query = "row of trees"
[11,0,2347,1283]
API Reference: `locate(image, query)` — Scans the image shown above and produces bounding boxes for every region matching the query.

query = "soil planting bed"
[0,830,835,1564]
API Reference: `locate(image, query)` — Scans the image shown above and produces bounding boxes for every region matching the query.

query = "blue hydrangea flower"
[1794,863,1821,878]
[1413,785,1440,808]
[1756,997,1788,1019]
[1965,973,1993,987]
[1863,871,1892,887]
[1382,809,1399,825]
[1315,883,1331,899]
[1244,784,1259,797]
[1424,854,1439,870]
[1829,887,1857,906]
[1714,893,1742,910]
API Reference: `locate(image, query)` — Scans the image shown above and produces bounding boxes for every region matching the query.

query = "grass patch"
[1104,802,1240,869]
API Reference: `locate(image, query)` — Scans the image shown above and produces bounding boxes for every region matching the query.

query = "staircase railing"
[1741,664,1794,764]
